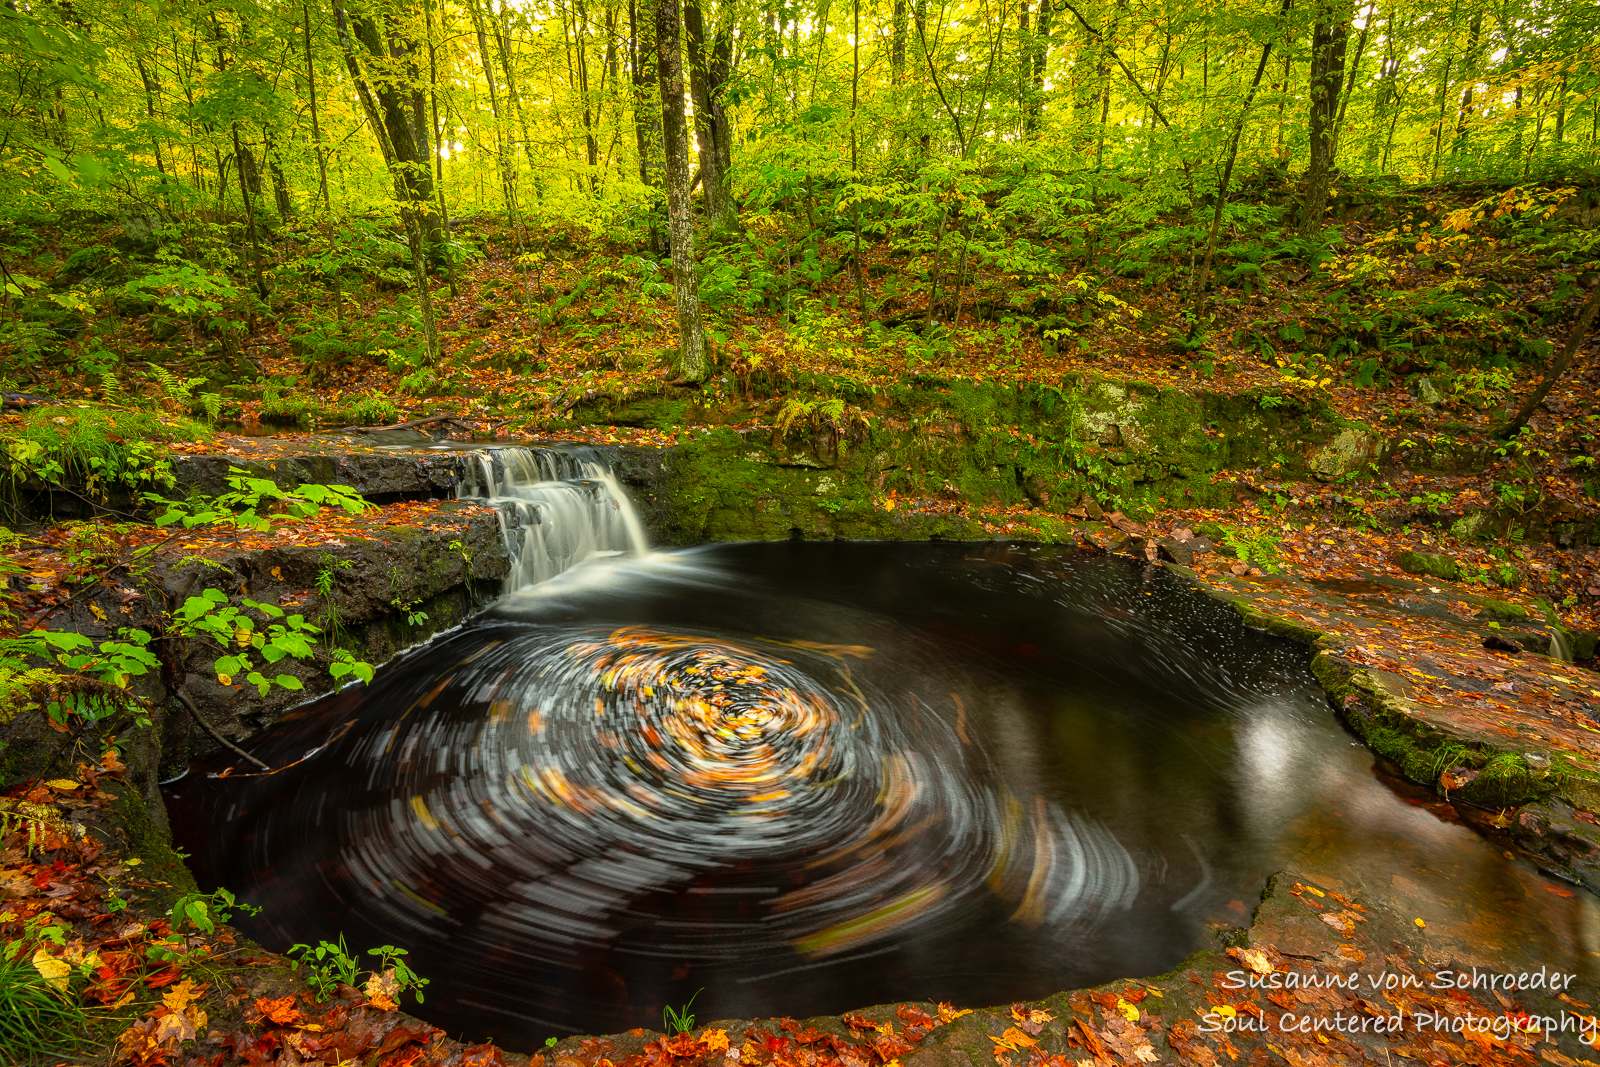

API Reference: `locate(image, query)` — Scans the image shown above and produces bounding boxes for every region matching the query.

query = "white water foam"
[454,444,647,589]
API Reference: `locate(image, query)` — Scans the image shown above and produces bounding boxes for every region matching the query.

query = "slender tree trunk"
[332,0,441,362]
[1192,0,1291,303]
[684,0,738,236]
[492,0,543,193]
[892,0,907,76]
[331,0,444,252]
[264,131,294,217]
[1498,285,1600,438]
[655,0,708,382]
[851,0,864,312]
[1299,0,1350,237]
[468,0,519,215]
[1329,0,1374,161]
[423,0,459,298]
[1449,12,1482,161]
[230,125,269,302]
[303,3,331,210]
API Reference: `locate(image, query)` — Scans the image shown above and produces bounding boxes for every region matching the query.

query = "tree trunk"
[892,0,907,75]
[304,3,332,209]
[683,0,738,236]
[1191,0,1290,303]
[467,0,519,214]
[655,0,708,382]
[331,0,443,253]
[332,0,442,362]
[1299,0,1350,238]
[1497,285,1600,439]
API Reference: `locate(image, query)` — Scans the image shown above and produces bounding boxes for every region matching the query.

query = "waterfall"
[454,444,647,589]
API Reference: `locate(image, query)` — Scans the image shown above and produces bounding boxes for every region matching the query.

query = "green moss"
[1393,550,1461,581]
[109,781,199,910]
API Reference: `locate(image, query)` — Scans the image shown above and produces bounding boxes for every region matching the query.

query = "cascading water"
[452,444,647,588]
[165,463,1600,1045]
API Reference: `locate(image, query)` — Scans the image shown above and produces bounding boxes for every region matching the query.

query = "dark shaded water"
[166,542,1600,1045]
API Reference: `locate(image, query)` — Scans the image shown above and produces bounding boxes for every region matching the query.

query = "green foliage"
[169,588,372,694]
[147,467,372,533]
[287,935,361,999]
[663,989,700,1036]
[1220,526,1285,573]
[2,406,182,500]
[288,936,429,1005]
[147,888,261,962]
[0,951,94,1061]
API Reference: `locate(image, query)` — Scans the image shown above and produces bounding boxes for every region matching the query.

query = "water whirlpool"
[167,540,1600,1045]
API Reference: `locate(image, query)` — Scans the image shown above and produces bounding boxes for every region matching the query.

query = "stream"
[163,448,1600,1047]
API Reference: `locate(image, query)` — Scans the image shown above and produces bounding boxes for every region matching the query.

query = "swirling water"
[165,456,1600,1044]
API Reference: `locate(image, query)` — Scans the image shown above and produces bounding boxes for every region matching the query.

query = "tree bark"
[655,0,708,382]
[1299,0,1350,237]
[331,0,443,252]
[1497,285,1600,439]
[467,0,519,215]
[683,0,738,235]
[1191,0,1291,303]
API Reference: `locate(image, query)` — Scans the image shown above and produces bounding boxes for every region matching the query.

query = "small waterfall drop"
[454,444,647,589]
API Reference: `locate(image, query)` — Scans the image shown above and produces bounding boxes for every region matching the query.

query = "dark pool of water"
[165,542,1600,1045]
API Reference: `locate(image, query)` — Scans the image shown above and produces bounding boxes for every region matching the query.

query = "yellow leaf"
[271,567,283,580]
[89,603,107,621]
[702,1030,731,1053]
[46,779,81,791]
[1115,998,1140,1022]
[162,978,203,1014]
[31,949,72,992]
[1415,918,1426,928]
[1210,1005,1236,1019]
[216,673,232,686]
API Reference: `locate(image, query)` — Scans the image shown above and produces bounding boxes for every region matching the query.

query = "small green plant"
[287,937,429,1005]
[388,565,429,627]
[366,946,429,1004]
[287,934,362,999]
[663,988,701,1035]
[147,888,261,962]
[315,553,354,647]
[1220,526,1284,574]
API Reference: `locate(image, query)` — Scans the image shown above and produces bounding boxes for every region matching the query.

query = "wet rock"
[1483,633,1523,653]
[169,449,464,501]
[1392,550,1459,581]
[1156,538,1194,567]
[1511,800,1600,894]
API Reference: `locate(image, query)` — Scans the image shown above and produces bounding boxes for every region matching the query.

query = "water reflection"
[165,542,1600,1045]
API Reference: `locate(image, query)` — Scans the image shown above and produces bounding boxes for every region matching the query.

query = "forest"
[4,0,1600,1063]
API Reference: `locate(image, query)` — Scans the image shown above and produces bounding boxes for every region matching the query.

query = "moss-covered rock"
[1392,550,1460,580]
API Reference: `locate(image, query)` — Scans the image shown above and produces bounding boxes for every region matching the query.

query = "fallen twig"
[174,688,270,771]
